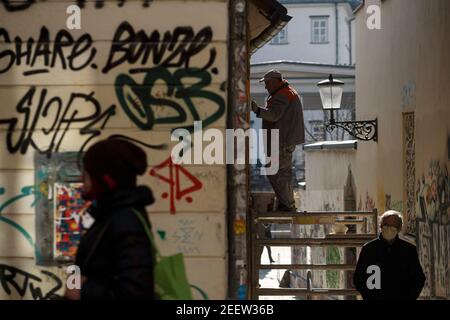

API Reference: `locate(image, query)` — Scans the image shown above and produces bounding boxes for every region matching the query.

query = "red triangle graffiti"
[150,157,203,214]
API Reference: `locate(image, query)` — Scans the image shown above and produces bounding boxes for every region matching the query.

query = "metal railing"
[249,209,378,300]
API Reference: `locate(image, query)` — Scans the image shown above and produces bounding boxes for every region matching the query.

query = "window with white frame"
[271,27,288,45]
[311,16,329,44]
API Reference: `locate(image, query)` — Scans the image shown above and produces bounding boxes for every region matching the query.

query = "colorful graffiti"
[326,247,342,289]
[228,0,249,298]
[358,192,376,234]
[358,192,376,211]
[156,229,166,240]
[416,160,449,298]
[0,185,35,213]
[0,186,39,258]
[54,183,87,259]
[0,21,223,155]
[403,112,416,235]
[1,1,227,300]
[416,161,449,224]
[323,202,343,290]
[234,217,245,235]
[115,66,225,132]
[150,157,203,214]
[385,194,404,214]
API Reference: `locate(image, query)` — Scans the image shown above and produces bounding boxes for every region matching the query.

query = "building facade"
[252,0,360,66]
[250,0,360,192]
[353,0,449,299]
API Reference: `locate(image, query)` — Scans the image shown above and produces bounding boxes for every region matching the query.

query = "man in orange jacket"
[252,69,305,211]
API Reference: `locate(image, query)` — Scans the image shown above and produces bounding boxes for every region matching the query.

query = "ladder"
[249,207,378,300]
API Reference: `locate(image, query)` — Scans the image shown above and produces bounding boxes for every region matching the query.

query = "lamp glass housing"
[318,77,344,110]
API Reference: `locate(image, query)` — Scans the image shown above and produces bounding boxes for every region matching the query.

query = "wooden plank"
[0,86,130,129]
[148,213,226,258]
[325,234,377,239]
[0,258,66,300]
[0,170,35,215]
[184,257,226,300]
[293,216,335,225]
[256,288,360,296]
[0,1,228,41]
[0,256,227,300]
[255,217,293,224]
[0,214,35,258]
[257,264,356,271]
[0,84,227,129]
[0,127,229,169]
[256,217,367,225]
[0,1,229,299]
[142,166,226,214]
[334,219,366,224]
[0,42,228,85]
[257,211,376,218]
[0,166,226,214]
[256,238,374,247]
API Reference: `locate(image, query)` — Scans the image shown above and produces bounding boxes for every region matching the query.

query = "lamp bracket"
[326,118,378,142]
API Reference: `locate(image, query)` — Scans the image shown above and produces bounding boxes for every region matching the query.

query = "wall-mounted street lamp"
[318,74,378,142]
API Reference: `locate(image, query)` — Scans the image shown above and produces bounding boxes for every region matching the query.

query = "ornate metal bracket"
[326,118,378,142]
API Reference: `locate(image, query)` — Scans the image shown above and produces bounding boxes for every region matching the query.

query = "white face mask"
[381,226,398,241]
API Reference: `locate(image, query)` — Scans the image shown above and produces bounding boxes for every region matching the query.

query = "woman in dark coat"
[65,138,155,300]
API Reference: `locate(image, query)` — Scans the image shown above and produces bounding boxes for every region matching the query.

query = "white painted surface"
[251,3,356,66]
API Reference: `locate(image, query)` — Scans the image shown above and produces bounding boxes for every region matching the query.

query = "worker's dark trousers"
[267,145,296,210]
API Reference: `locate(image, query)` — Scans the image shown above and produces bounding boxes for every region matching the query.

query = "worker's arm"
[254,94,289,123]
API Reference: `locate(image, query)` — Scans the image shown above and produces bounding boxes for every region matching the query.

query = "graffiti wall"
[416,161,449,298]
[353,0,450,301]
[0,258,66,300]
[0,0,228,299]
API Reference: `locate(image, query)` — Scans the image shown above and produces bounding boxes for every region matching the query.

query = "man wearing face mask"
[353,210,426,300]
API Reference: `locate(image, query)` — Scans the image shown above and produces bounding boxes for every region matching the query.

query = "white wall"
[355,0,450,299]
[292,148,356,296]
[251,3,355,65]
[338,4,356,65]
[351,18,356,65]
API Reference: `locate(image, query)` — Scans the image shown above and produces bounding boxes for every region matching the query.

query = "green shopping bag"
[132,209,193,300]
